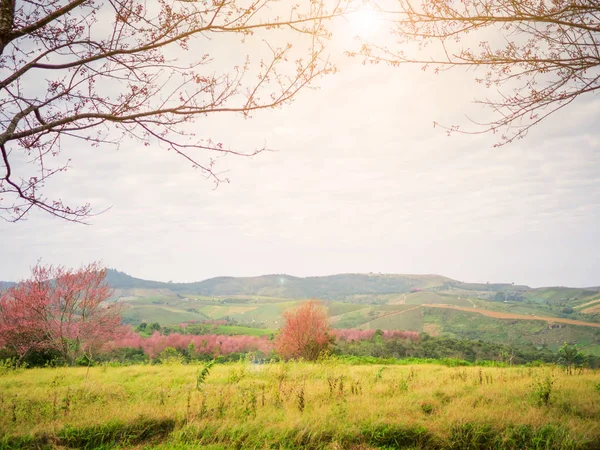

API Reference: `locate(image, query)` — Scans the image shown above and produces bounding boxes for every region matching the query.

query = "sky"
[2,5,599,287]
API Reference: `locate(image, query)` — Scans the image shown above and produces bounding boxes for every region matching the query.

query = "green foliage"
[449,423,579,450]
[75,354,95,367]
[196,360,214,390]
[7,421,581,450]
[333,333,574,366]
[398,378,409,391]
[558,343,586,374]
[187,342,196,356]
[531,374,555,407]
[60,418,176,449]
[227,365,247,384]
[359,423,435,448]
[0,358,22,376]
[449,423,496,449]
[95,347,148,366]
[420,402,435,415]
[0,418,176,449]
[156,347,183,365]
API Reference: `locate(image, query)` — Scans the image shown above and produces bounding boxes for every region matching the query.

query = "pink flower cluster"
[106,328,419,359]
[110,331,273,358]
[332,329,419,342]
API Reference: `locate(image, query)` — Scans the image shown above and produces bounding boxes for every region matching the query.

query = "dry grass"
[1,361,599,449]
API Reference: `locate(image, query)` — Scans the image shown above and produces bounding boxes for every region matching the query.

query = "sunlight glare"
[349,7,380,38]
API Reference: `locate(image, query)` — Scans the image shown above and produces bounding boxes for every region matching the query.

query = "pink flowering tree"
[275,300,331,360]
[0,262,123,365]
[108,331,272,359]
[332,329,419,342]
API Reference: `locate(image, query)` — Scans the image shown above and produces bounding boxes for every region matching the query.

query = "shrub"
[531,374,554,406]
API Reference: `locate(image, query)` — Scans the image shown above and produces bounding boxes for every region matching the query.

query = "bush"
[531,375,554,406]
[155,347,184,365]
[95,347,148,365]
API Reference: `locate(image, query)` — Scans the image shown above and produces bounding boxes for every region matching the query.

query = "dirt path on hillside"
[423,304,600,328]
[582,304,600,315]
[578,298,600,309]
[359,306,422,329]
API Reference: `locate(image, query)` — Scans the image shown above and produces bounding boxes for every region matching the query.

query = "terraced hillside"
[95,270,600,355]
[4,270,599,354]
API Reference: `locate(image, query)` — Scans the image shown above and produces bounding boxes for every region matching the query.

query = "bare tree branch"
[0,0,352,222]
[351,0,600,145]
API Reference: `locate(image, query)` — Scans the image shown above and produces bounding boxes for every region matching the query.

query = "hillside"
[4,269,600,354]
[105,270,600,310]
[100,270,600,354]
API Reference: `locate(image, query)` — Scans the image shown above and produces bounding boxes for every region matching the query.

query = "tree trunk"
[0,0,14,55]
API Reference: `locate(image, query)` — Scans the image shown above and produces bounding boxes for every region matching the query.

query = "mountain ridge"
[4,269,599,298]
[104,269,526,299]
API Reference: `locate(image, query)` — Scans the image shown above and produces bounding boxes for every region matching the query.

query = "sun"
[349,7,381,38]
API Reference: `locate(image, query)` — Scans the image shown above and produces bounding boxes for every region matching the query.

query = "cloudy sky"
[2,7,599,287]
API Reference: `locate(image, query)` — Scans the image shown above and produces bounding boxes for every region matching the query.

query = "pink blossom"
[332,329,419,342]
[108,332,273,358]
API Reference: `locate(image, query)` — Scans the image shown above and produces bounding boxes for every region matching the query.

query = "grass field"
[211,325,275,337]
[1,361,600,449]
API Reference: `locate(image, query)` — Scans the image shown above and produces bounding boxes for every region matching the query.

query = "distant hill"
[105,269,172,290]
[0,281,15,291]
[4,270,599,309]
[104,270,463,299]
[3,269,600,355]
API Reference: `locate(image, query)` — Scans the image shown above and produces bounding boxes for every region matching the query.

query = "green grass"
[325,301,368,317]
[469,298,558,316]
[404,292,472,307]
[330,308,374,328]
[211,325,275,337]
[228,302,297,327]
[1,361,600,449]
[122,306,210,325]
[359,306,424,331]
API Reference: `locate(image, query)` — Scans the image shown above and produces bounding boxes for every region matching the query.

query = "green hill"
[4,269,600,355]
[106,270,460,298]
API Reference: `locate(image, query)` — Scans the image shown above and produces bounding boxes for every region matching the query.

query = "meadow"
[1,360,600,449]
